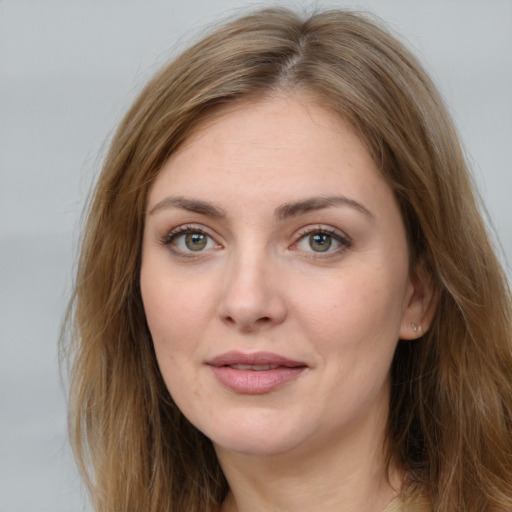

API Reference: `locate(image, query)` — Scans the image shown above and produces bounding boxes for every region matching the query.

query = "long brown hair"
[64,8,512,511]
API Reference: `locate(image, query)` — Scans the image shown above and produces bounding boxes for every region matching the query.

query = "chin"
[194,410,311,457]
[213,431,302,458]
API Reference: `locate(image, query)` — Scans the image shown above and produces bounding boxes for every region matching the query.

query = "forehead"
[147,93,388,204]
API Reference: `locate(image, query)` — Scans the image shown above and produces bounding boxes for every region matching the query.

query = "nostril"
[222,314,273,329]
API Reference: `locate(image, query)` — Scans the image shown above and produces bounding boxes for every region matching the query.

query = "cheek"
[140,267,191,379]
[291,266,407,382]
[297,271,404,334]
[140,272,206,402]
[141,257,215,340]
[140,260,225,412]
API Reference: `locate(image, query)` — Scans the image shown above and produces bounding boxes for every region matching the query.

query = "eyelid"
[159,224,222,256]
[291,225,352,256]
[157,223,351,258]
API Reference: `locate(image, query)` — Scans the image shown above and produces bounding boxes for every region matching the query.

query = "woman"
[65,7,512,512]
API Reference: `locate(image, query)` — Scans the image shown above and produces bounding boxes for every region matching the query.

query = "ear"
[399,261,438,340]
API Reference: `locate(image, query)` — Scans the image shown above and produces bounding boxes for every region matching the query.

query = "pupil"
[185,233,207,251]
[309,233,331,252]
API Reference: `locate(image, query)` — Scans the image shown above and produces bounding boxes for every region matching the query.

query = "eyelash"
[293,226,352,258]
[159,225,352,259]
[159,225,220,258]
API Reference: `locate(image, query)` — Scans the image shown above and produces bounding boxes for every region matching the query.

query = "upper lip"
[206,351,307,368]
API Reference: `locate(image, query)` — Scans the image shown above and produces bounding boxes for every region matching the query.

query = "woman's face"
[140,94,420,457]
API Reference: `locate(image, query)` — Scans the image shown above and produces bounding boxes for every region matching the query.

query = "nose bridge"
[218,240,286,330]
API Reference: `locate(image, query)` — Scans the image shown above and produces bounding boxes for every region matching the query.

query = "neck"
[216,404,402,512]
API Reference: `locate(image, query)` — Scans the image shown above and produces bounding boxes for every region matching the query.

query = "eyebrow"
[275,196,374,221]
[149,196,227,218]
[149,194,374,220]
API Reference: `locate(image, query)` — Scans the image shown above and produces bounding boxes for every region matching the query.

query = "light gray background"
[1,1,510,510]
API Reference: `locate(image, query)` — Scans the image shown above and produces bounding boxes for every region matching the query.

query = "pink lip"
[206,351,308,394]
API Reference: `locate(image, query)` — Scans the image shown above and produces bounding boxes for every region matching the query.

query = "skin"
[140,93,434,512]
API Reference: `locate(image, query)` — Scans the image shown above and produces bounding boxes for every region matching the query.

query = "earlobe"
[399,263,438,340]
[411,322,422,334]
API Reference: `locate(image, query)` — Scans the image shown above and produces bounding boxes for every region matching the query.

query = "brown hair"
[64,7,512,511]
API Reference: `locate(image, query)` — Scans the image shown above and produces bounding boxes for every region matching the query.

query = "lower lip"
[209,366,306,394]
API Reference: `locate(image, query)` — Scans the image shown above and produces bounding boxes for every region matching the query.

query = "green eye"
[308,233,332,252]
[168,229,217,253]
[185,232,208,251]
[295,228,350,256]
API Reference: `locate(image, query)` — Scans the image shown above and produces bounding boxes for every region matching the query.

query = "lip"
[206,351,308,394]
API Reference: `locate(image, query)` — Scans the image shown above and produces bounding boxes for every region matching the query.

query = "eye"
[163,226,220,255]
[294,228,351,255]
[305,233,335,252]
[179,232,211,251]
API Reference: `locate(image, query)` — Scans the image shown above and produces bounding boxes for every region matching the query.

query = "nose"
[217,249,287,332]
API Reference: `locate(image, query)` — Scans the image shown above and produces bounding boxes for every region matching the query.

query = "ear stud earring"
[411,322,421,333]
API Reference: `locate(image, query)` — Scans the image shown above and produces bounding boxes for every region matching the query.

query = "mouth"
[207,351,307,368]
[206,351,308,394]
[228,364,280,371]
